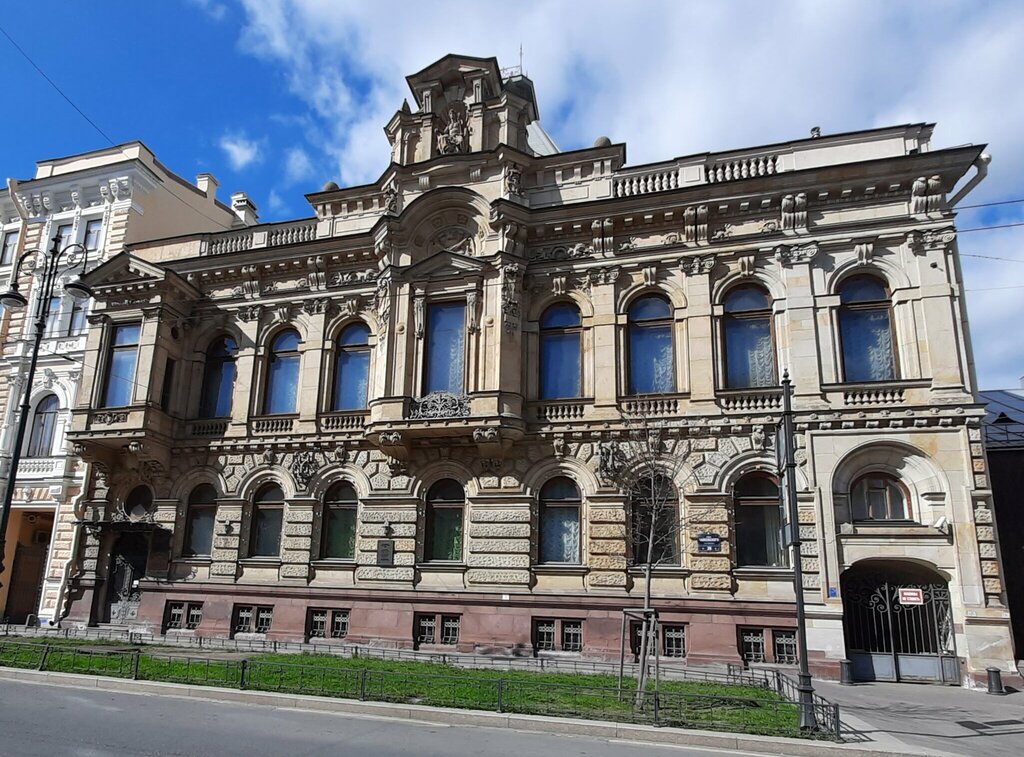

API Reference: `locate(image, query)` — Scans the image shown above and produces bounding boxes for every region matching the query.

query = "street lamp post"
[0,237,93,592]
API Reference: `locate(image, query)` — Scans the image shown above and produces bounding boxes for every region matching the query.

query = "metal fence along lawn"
[0,637,840,741]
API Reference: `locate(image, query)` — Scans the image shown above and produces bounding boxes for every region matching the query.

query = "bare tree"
[602,415,699,705]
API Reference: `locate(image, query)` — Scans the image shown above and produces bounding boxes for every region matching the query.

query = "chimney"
[196,173,219,201]
[231,192,259,226]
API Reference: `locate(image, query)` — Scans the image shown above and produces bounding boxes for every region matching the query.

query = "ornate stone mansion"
[58,55,1015,686]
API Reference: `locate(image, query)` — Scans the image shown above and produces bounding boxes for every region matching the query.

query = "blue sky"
[1,0,1022,388]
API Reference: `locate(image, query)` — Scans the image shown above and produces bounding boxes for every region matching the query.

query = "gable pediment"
[85,252,199,301]
[397,249,491,283]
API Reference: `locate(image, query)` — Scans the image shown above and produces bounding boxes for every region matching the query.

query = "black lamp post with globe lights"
[0,236,93,592]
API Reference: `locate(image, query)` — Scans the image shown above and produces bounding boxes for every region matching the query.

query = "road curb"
[0,668,934,757]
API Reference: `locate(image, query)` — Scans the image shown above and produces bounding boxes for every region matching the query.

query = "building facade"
[0,142,242,624]
[63,55,1016,686]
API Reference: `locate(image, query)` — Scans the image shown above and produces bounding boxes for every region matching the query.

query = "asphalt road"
[0,678,767,757]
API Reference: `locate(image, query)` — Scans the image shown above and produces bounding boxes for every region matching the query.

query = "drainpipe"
[948,153,991,207]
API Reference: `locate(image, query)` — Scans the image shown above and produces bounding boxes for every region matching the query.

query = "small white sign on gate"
[899,588,925,605]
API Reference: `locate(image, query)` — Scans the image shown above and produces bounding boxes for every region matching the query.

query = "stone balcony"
[15,456,68,481]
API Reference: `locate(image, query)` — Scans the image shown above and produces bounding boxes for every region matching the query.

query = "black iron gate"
[842,563,958,683]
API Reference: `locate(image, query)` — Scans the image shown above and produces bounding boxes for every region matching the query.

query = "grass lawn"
[0,636,809,738]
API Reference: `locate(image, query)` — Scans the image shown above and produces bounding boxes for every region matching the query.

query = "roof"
[980,389,1024,449]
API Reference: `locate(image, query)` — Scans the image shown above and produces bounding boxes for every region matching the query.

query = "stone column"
[590,280,619,411]
[777,251,823,399]
[281,497,315,582]
[210,497,244,581]
[686,494,733,596]
[355,499,417,585]
[683,261,715,405]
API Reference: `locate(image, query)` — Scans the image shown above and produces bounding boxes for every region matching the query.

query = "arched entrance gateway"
[841,560,958,684]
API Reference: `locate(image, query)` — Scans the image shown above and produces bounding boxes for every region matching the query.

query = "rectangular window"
[183,505,216,557]
[160,358,176,412]
[415,614,436,645]
[68,299,88,336]
[43,296,62,337]
[773,629,798,665]
[233,604,273,636]
[102,323,141,407]
[251,506,283,557]
[426,505,463,562]
[307,609,349,640]
[561,620,583,652]
[1,230,18,265]
[423,301,465,395]
[164,601,203,632]
[533,618,582,653]
[540,331,582,399]
[322,505,357,559]
[663,625,687,658]
[83,219,103,252]
[440,615,460,645]
[54,223,73,251]
[740,628,766,663]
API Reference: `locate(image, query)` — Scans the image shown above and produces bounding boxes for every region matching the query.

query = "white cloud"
[267,189,288,216]
[233,0,1024,387]
[219,132,263,171]
[186,0,228,21]
[284,146,314,185]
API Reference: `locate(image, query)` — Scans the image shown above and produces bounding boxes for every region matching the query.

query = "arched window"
[26,394,60,457]
[125,485,154,520]
[838,276,896,383]
[540,303,582,399]
[184,484,217,557]
[723,285,776,389]
[199,336,238,418]
[734,473,786,567]
[628,295,675,394]
[850,473,909,521]
[250,483,285,557]
[630,472,678,565]
[264,329,301,415]
[425,479,464,562]
[539,477,581,563]
[333,323,371,411]
[322,482,358,559]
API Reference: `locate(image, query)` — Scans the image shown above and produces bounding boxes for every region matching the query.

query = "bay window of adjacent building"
[838,275,897,383]
[83,219,103,253]
[734,473,787,567]
[627,295,675,394]
[423,302,465,395]
[850,473,909,521]
[1,230,18,265]
[26,394,59,457]
[183,484,217,557]
[250,483,284,558]
[539,303,582,399]
[424,479,464,562]
[102,323,141,408]
[263,329,301,414]
[333,322,371,410]
[723,285,776,388]
[321,482,357,559]
[68,298,88,336]
[199,336,238,418]
[630,473,679,565]
[538,477,581,564]
[43,296,62,337]
[53,222,73,251]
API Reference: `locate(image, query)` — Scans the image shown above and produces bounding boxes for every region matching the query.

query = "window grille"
[741,628,766,663]
[441,615,460,645]
[166,602,185,630]
[186,604,203,630]
[416,614,436,644]
[561,620,583,652]
[309,610,328,639]
[234,606,253,634]
[534,620,556,651]
[773,629,798,665]
[663,625,686,658]
[331,611,349,639]
[255,607,274,634]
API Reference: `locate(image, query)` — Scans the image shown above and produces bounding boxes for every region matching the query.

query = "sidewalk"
[815,679,1023,757]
